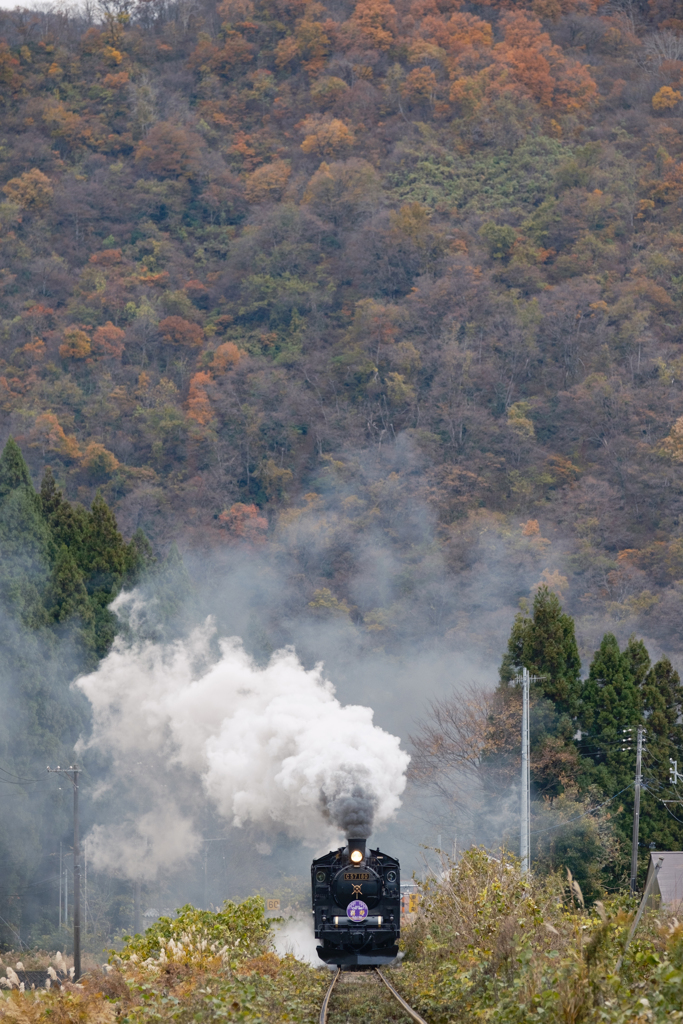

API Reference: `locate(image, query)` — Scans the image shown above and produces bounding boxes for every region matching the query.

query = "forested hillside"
[2,0,683,666]
[0,436,190,949]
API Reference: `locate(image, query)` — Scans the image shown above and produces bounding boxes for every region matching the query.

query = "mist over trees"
[412,586,683,900]
[0,0,683,667]
[0,438,147,948]
[3,0,683,947]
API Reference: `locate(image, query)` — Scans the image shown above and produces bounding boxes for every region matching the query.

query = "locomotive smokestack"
[348,838,366,863]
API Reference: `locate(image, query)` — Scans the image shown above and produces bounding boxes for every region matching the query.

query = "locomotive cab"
[311,837,400,967]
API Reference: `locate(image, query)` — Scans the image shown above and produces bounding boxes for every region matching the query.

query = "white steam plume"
[76,612,409,877]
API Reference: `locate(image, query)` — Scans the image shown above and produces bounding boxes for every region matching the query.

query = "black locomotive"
[311,837,400,967]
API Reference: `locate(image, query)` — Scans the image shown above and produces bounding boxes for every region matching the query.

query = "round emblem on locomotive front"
[347,899,368,921]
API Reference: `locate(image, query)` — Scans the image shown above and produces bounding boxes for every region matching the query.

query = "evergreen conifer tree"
[578,639,683,883]
[634,658,683,878]
[499,587,582,798]
[500,586,582,717]
[0,438,51,625]
[125,527,156,586]
[82,490,128,602]
[45,545,94,625]
[577,634,645,885]
[0,437,35,499]
[0,442,92,941]
[579,634,641,752]
[40,467,90,568]
[0,440,159,943]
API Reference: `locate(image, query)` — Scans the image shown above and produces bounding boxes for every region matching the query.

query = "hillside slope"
[2,0,683,662]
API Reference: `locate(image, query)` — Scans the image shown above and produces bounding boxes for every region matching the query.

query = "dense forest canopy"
[5,0,683,947]
[1,0,683,667]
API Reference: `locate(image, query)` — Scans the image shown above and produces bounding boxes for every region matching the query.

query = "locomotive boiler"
[311,837,400,967]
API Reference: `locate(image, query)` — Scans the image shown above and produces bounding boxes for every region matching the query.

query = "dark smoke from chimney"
[322,779,377,839]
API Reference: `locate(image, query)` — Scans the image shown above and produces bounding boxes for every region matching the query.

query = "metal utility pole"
[520,668,531,875]
[59,842,62,930]
[73,766,81,980]
[48,765,82,981]
[630,727,644,894]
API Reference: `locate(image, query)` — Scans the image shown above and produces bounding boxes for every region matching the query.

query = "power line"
[0,874,61,898]
[0,763,47,784]
[528,784,634,837]
[0,775,48,785]
[660,801,683,826]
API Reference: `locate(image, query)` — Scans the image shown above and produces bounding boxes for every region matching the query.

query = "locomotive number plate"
[344,872,370,880]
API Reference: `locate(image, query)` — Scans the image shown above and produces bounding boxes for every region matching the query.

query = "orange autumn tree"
[213,342,241,372]
[92,322,125,357]
[344,0,398,51]
[218,503,268,541]
[31,413,81,459]
[59,327,91,359]
[187,371,213,424]
[244,160,291,203]
[2,168,53,210]
[158,316,204,348]
[274,15,331,76]
[300,116,356,157]
[417,11,493,76]
[493,11,597,113]
[135,122,206,179]
[447,10,596,117]
[401,65,438,106]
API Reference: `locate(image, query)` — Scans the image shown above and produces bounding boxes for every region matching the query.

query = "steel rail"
[376,967,430,1024]
[319,968,341,1024]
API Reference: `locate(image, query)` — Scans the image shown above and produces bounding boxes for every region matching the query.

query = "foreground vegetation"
[3,851,683,1024]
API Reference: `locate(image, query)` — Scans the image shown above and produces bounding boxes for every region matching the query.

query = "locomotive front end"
[311,837,400,967]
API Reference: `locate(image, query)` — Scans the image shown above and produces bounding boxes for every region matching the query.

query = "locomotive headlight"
[350,849,363,864]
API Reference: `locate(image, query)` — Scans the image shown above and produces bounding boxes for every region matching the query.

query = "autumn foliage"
[2,168,53,209]
[158,317,204,349]
[92,322,125,357]
[218,503,268,541]
[59,328,91,360]
[0,0,681,682]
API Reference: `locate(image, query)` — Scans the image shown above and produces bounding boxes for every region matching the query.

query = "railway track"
[319,967,428,1024]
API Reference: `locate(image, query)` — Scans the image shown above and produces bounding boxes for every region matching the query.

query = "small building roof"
[644,852,683,908]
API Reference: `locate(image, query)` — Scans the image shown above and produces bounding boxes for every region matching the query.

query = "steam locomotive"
[311,837,400,967]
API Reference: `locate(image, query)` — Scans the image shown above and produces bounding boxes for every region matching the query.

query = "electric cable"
[661,801,683,826]
[529,783,634,836]
[0,874,62,898]
[0,760,47,784]
[0,775,47,785]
